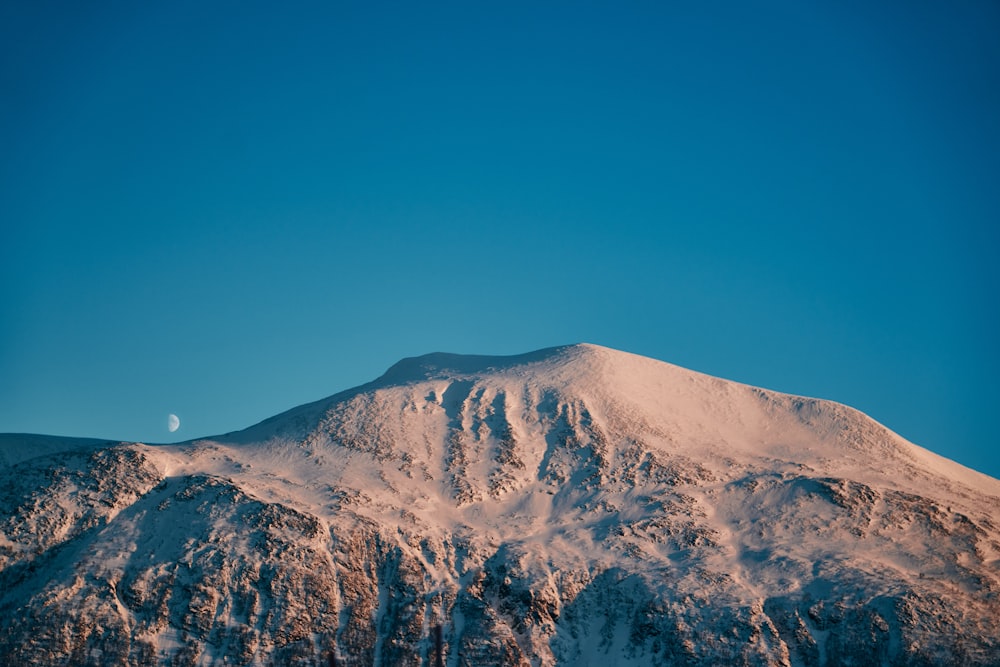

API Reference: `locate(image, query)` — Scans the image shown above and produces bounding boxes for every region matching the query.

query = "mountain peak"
[2,344,999,665]
[375,343,607,385]
[223,344,1000,497]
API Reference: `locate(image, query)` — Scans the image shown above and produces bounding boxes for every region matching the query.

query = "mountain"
[1,344,998,666]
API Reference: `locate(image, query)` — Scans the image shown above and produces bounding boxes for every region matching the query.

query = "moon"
[167,414,180,433]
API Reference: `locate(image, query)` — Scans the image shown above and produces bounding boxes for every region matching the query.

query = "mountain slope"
[1,344,998,666]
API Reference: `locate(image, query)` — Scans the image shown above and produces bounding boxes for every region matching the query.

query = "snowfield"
[1,344,998,665]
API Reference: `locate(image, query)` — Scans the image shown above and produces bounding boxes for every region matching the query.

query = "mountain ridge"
[1,344,998,665]
[5,343,995,495]
[222,343,997,499]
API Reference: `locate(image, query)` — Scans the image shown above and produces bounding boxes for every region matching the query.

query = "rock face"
[1,344,999,666]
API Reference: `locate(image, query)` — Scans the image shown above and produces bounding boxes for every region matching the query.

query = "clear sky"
[2,1,998,478]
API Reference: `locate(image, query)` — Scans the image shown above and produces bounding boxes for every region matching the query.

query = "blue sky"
[2,1,998,478]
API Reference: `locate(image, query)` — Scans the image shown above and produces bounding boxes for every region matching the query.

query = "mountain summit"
[1,344,998,666]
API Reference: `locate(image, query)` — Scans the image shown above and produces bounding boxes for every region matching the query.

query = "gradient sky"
[2,1,998,478]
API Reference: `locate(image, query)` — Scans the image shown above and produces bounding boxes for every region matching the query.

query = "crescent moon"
[168,414,180,433]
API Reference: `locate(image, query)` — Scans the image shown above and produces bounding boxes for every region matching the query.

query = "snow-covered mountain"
[1,344,998,666]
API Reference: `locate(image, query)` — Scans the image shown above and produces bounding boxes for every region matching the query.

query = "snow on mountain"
[1,344,998,666]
